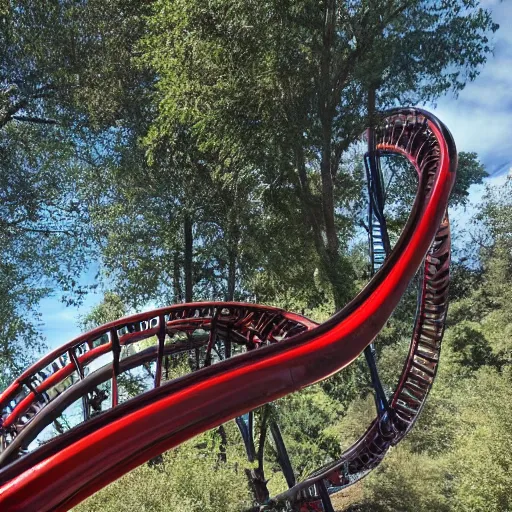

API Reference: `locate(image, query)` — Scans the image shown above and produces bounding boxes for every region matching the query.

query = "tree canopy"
[141,0,497,307]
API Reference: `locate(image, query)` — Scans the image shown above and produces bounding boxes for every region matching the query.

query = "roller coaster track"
[0,108,456,511]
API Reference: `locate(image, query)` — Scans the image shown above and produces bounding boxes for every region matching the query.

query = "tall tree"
[0,0,160,375]
[0,119,91,382]
[142,0,498,309]
[0,0,110,377]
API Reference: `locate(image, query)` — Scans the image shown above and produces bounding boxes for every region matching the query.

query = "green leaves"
[73,436,252,512]
[139,0,497,310]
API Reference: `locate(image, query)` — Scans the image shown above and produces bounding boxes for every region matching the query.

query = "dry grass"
[331,480,364,511]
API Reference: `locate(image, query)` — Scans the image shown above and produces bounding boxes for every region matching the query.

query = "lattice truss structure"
[0,108,457,512]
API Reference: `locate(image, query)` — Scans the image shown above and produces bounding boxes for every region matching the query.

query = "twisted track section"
[271,109,455,509]
[0,304,315,470]
[0,108,456,512]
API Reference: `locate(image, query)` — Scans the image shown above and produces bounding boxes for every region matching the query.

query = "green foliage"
[444,321,496,373]
[448,368,512,512]
[73,436,252,512]
[0,0,128,377]
[359,447,452,512]
[273,387,342,481]
[451,152,488,207]
[142,0,497,149]
[0,119,92,379]
[79,292,128,331]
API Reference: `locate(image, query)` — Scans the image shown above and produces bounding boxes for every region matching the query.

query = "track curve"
[0,108,456,511]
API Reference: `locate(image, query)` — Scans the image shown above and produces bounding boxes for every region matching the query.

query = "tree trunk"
[173,251,183,302]
[246,406,271,504]
[217,424,227,464]
[319,0,349,310]
[226,247,237,301]
[183,213,193,303]
[295,139,347,311]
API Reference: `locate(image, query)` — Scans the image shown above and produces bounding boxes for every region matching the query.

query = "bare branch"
[11,115,57,125]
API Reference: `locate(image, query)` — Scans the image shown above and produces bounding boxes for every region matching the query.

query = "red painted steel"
[0,110,456,511]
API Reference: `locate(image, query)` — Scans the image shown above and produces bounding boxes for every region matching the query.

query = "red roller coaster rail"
[0,108,457,511]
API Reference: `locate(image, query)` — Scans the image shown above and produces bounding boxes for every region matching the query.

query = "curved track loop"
[271,109,455,508]
[0,304,316,469]
[0,108,456,511]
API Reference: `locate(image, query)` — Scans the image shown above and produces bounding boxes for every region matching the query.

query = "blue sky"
[38,0,512,352]
[38,265,102,350]
[432,0,512,179]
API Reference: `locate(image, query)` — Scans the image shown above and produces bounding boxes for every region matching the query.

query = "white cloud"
[427,1,512,176]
